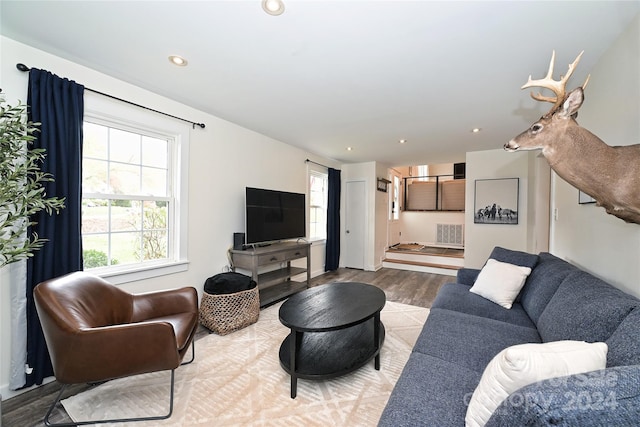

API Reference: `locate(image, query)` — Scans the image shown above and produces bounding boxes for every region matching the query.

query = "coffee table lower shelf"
[278,319,386,389]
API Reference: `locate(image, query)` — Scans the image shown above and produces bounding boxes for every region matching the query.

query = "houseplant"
[0,94,65,268]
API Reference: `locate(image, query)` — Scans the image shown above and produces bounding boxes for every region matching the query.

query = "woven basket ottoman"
[199,272,260,335]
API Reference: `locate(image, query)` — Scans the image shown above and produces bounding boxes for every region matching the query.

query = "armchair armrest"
[132,286,198,322]
[57,321,181,384]
[457,268,481,286]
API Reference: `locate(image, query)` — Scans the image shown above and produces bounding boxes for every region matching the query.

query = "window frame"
[83,93,190,284]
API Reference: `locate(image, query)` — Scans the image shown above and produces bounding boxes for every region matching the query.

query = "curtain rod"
[305,159,340,170]
[16,63,206,129]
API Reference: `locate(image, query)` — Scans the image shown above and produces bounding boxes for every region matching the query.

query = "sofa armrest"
[485,366,640,427]
[457,268,481,286]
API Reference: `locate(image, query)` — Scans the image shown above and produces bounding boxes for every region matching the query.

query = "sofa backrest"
[606,306,640,367]
[488,246,540,270]
[519,252,575,324]
[536,270,639,344]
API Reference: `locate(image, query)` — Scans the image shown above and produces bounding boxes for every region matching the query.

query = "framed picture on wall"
[474,178,519,224]
[579,190,596,204]
[377,178,390,192]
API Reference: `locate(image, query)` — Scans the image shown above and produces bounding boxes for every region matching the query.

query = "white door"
[344,180,366,269]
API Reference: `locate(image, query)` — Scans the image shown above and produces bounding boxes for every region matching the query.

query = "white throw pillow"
[469,258,531,309]
[465,340,608,427]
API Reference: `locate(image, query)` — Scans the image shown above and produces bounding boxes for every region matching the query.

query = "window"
[81,94,189,283]
[416,165,429,181]
[391,174,401,220]
[309,170,328,240]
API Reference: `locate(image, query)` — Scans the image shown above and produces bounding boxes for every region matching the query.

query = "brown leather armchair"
[33,271,199,426]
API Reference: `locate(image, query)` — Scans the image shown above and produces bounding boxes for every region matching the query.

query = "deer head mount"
[505,51,640,224]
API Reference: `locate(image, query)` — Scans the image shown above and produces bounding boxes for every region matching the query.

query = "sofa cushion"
[466,341,608,427]
[413,308,541,373]
[378,352,482,427]
[485,365,640,427]
[519,252,575,324]
[432,283,536,329]
[487,246,540,270]
[537,271,639,343]
[487,247,540,304]
[606,307,640,367]
[456,248,538,288]
[470,259,532,309]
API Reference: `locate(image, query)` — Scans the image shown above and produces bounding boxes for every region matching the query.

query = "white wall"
[528,155,551,254]
[549,15,640,298]
[428,163,454,177]
[0,36,339,398]
[464,149,534,268]
[401,211,465,245]
[374,162,391,269]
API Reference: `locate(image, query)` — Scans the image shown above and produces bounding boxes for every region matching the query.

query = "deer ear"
[558,88,584,118]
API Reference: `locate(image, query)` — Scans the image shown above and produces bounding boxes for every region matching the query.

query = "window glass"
[392,175,400,220]
[309,171,328,240]
[82,120,172,271]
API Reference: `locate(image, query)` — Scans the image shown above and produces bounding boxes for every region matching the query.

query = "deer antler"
[521,50,590,115]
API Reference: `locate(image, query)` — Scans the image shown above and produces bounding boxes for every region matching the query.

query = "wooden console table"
[229,242,311,307]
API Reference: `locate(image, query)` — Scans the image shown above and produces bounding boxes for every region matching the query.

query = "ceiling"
[1,1,638,167]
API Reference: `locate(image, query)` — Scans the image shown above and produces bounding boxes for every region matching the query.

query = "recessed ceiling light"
[168,55,188,66]
[471,128,482,133]
[399,139,407,144]
[346,147,353,151]
[262,0,285,16]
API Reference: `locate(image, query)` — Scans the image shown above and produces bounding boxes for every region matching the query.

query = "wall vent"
[436,224,464,246]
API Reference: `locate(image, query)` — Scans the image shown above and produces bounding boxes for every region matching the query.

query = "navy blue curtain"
[324,168,341,271]
[25,68,84,387]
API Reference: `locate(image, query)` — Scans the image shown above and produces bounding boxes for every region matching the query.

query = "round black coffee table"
[278,282,386,398]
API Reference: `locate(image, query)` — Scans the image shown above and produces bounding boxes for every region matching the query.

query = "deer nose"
[504,140,518,151]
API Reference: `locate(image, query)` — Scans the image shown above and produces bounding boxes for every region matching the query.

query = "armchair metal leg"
[43,370,175,426]
[180,338,196,365]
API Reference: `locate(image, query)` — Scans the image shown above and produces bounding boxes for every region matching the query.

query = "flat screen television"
[245,187,306,245]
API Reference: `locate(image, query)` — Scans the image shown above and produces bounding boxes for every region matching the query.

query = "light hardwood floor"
[1,267,453,426]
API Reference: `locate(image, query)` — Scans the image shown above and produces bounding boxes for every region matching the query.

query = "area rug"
[62,300,429,427]
[393,243,425,251]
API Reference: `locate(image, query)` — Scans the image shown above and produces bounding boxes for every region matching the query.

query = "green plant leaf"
[0,96,66,268]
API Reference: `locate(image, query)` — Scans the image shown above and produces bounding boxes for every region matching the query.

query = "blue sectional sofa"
[378,247,640,426]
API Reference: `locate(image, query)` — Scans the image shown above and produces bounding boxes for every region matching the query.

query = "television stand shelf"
[230,242,311,307]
